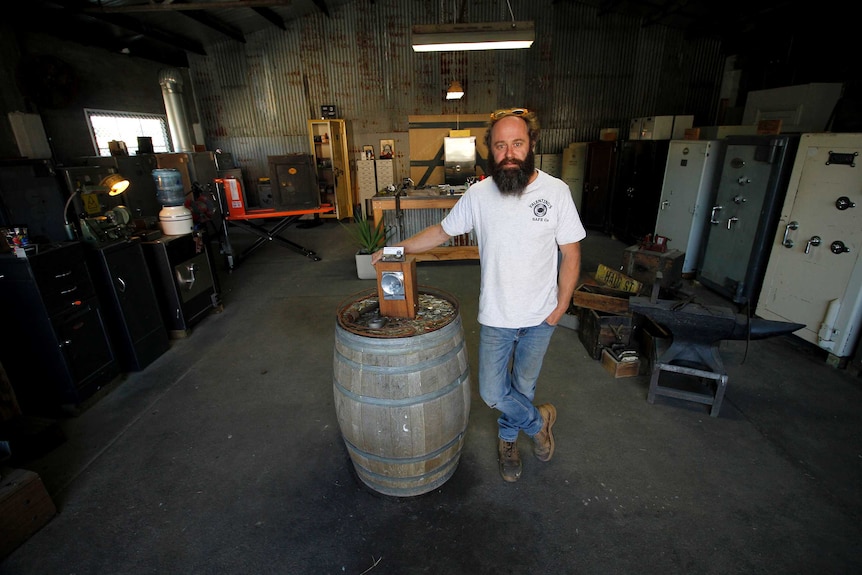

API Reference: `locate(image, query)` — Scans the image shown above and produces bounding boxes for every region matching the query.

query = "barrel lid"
[337,287,459,338]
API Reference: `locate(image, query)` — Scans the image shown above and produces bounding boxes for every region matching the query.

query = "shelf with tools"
[308,119,354,220]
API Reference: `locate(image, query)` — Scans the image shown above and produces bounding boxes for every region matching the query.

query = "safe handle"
[176,263,198,291]
[782,221,799,248]
[835,196,856,210]
[710,205,722,224]
[830,240,851,254]
[727,216,739,230]
[805,236,821,254]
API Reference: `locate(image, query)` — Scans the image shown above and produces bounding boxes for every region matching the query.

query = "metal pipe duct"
[159,68,193,153]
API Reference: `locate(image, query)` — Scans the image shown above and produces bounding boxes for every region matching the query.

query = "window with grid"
[85,109,173,156]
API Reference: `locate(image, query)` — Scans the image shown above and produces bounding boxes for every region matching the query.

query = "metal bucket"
[333,288,470,496]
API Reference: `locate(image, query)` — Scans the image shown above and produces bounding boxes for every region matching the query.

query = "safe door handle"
[830,240,851,254]
[782,221,799,248]
[727,217,739,230]
[176,263,198,291]
[710,206,723,224]
[115,276,127,293]
[805,236,821,254]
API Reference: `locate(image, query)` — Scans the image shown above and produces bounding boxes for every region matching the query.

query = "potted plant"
[341,211,388,279]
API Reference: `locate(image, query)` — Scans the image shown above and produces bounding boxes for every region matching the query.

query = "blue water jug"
[152,168,185,207]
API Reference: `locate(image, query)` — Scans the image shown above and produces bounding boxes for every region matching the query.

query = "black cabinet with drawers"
[0,242,118,415]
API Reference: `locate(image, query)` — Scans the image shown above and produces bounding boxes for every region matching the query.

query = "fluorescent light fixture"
[446,81,465,100]
[412,21,535,52]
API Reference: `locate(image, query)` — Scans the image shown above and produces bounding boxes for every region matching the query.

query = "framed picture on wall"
[362,145,375,160]
[380,139,395,159]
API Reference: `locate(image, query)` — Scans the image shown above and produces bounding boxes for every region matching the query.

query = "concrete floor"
[2,221,861,574]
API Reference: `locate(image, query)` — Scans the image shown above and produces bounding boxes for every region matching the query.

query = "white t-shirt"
[441,169,587,328]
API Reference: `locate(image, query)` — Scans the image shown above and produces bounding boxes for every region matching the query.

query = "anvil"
[629,295,805,417]
[629,296,805,347]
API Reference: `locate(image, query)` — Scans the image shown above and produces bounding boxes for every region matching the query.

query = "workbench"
[370,192,478,261]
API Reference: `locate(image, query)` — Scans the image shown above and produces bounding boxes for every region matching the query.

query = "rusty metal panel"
[189,0,723,194]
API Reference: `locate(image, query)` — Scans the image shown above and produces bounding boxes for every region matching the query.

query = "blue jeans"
[478,322,557,442]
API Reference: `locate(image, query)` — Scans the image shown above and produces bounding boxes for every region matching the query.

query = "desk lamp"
[63,173,130,240]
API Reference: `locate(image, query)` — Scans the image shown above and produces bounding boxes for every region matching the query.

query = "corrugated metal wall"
[189,0,724,188]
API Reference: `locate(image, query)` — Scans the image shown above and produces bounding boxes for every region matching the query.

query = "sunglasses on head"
[490,108,530,120]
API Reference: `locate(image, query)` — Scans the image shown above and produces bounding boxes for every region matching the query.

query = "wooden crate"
[601,348,641,378]
[622,245,684,288]
[577,307,634,360]
[1,468,57,559]
[572,283,632,315]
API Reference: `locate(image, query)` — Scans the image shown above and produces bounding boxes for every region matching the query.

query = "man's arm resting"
[370,223,452,265]
[546,241,581,325]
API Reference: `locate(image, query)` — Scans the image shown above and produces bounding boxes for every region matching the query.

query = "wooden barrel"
[333,288,470,497]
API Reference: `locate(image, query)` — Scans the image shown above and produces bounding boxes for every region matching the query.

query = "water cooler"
[152,168,193,235]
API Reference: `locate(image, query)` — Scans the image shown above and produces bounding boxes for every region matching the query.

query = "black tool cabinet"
[608,140,671,245]
[86,238,170,372]
[581,140,619,232]
[0,242,118,415]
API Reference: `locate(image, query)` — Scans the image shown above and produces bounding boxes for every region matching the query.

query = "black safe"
[86,237,170,371]
[141,233,222,338]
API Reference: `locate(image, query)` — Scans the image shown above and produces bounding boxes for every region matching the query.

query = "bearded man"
[372,108,586,482]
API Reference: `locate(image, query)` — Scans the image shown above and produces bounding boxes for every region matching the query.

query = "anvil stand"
[645,279,728,418]
[648,334,728,418]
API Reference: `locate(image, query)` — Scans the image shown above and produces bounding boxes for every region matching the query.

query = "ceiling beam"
[40,2,208,56]
[311,1,332,18]
[171,0,247,43]
[253,7,287,30]
[82,1,297,13]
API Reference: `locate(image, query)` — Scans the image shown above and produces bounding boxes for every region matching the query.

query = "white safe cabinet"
[654,139,725,275]
[756,132,862,361]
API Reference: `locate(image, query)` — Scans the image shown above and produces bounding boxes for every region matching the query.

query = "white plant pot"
[355,252,376,280]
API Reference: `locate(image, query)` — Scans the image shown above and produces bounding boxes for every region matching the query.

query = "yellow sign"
[82,193,102,215]
[595,264,642,294]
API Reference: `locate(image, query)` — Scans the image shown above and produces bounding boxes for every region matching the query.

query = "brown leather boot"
[497,438,522,482]
[532,403,557,462]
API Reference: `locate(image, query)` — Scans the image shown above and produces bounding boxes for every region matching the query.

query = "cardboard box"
[599,128,619,141]
[629,115,694,140]
[601,348,641,378]
[1,468,57,559]
[577,307,634,360]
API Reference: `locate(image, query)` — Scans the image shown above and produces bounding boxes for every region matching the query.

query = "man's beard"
[489,150,536,196]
